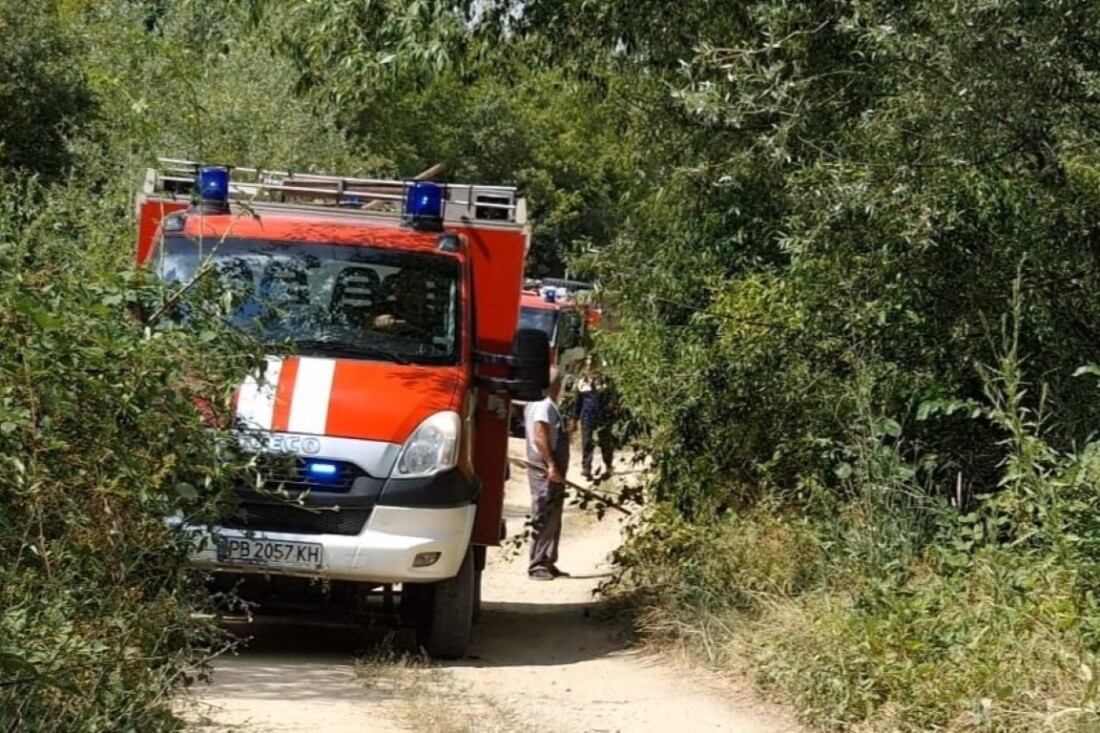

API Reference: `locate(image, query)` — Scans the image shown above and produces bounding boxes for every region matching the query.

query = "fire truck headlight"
[395,411,461,477]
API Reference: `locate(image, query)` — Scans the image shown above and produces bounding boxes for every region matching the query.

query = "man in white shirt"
[524,367,571,580]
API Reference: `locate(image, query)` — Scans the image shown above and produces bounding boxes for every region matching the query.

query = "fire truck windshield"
[519,306,558,345]
[161,236,460,365]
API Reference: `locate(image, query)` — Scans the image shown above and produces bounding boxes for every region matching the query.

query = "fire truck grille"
[251,457,364,493]
[222,503,372,536]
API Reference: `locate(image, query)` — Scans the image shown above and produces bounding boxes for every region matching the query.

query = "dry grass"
[400,680,530,733]
[354,642,528,733]
[354,632,436,694]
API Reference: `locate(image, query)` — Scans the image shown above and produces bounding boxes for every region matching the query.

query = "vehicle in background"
[509,278,599,436]
[136,159,549,658]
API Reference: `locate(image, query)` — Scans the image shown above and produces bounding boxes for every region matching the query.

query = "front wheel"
[413,548,476,659]
[472,545,486,624]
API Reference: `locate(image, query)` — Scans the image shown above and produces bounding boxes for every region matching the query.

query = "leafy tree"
[0,0,95,178]
[506,0,1100,726]
[503,0,1100,511]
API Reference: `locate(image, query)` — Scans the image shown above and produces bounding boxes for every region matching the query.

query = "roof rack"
[540,277,593,292]
[520,279,599,307]
[143,158,526,227]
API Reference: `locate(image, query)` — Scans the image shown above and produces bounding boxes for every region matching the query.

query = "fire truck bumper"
[177,504,477,584]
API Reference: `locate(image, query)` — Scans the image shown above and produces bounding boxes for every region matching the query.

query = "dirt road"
[181,441,800,733]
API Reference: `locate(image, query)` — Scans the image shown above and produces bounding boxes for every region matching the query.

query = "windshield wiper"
[292,339,410,365]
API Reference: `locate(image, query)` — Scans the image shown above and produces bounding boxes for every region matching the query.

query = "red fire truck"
[136,160,549,658]
[508,279,601,434]
[519,282,590,371]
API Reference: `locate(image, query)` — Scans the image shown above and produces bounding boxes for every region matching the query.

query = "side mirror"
[559,312,583,350]
[473,327,550,401]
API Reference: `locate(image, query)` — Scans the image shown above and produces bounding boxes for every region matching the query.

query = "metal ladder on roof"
[144,158,526,226]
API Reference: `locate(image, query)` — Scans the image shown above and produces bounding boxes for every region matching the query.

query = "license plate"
[215,537,323,570]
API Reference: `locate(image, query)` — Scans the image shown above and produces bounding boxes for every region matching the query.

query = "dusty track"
[181,440,800,732]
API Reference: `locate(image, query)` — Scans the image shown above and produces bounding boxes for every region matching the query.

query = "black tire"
[472,568,483,624]
[417,548,475,659]
[472,546,486,624]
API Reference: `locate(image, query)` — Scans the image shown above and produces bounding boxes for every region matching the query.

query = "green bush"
[612,502,823,619]
[0,179,257,732]
[749,550,1098,732]
[0,3,402,728]
[617,488,1100,730]
[613,328,1100,730]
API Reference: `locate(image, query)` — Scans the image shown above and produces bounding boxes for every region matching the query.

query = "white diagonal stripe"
[287,357,335,435]
[236,357,282,431]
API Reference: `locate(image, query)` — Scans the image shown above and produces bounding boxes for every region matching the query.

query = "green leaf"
[943,552,970,568]
[175,483,199,500]
[12,295,63,330]
[874,417,902,438]
[0,650,40,680]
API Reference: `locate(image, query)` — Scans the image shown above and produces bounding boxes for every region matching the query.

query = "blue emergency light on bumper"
[306,461,339,478]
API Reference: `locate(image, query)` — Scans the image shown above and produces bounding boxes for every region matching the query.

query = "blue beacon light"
[195,166,230,213]
[306,461,339,478]
[403,181,445,231]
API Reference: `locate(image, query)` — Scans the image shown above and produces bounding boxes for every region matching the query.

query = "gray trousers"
[528,469,565,572]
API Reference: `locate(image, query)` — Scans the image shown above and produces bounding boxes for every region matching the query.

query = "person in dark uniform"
[571,357,615,481]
